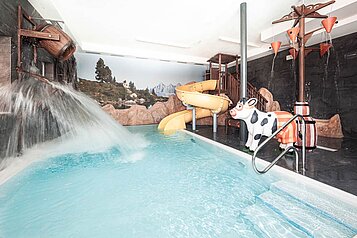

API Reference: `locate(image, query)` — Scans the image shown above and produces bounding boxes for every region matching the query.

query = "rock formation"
[102,92,231,127]
[102,95,185,126]
[314,114,344,138]
[258,88,281,111]
[148,102,169,123]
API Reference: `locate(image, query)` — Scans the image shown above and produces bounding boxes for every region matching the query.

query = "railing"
[224,73,267,112]
[252,114,306,175]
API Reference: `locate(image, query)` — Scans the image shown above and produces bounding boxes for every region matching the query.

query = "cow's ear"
[247,98,258,107]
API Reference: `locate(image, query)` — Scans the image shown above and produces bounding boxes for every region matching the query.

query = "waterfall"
[268,54,277,90]
[0,71,147,169]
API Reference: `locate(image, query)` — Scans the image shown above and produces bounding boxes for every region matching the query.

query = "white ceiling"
[29,0,357,64]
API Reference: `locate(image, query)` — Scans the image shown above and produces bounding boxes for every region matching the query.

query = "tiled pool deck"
[188,125,357,196]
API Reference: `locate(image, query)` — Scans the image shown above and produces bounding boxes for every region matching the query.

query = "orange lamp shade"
[271,41,282,55]
[287,27,300,42]
[289,48,298,60]
[320,43,332,57]
[322,17,337,33]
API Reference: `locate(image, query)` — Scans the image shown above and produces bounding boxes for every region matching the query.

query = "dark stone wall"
[0,115,15,159]
[247,32,357,138]
[0,37,11,83]
[0,0,54,81]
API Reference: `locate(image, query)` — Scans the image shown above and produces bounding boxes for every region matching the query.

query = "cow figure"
[230,98,297,151]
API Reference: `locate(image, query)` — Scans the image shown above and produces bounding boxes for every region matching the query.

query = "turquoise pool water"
[0,125,356,237]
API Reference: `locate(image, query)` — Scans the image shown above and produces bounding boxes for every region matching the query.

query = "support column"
[213,113,217,133]
[239,2,248,144]
[192,107,196,131]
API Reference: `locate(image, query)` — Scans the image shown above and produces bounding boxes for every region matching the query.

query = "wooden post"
[218,53,222,95]
[235,56,239,79]
[224,63,228,92]
[298,13,305,102]
[272,1,336,102]
[17,5,22,76]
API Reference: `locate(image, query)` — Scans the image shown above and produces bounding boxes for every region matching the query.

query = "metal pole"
[41,62,45,76]
[239,2,248,144]
[213,113,217,133]
[240,3,247,99]
[192,107,196,131]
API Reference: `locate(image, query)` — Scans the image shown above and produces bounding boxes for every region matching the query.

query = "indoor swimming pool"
[0,125,356,238]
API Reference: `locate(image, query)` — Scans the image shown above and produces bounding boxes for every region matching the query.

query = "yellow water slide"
[158,80,230,132]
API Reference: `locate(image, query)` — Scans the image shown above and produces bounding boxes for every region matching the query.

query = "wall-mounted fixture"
[17,5,76,81]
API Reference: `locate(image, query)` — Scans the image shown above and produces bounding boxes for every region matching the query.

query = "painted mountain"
[152,82,181,97]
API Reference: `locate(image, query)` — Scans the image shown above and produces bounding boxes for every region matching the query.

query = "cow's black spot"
[254,134,262,140]
[251,110,258,124]
[272,118,277,133]
[261,118,268,126]
[268,114,271,117]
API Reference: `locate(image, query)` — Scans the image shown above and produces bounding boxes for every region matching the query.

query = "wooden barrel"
[37,24,76,61]
[294,101,310,116]
[294,102,317,150]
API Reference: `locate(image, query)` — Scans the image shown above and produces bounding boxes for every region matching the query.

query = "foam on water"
[0,73,148,172]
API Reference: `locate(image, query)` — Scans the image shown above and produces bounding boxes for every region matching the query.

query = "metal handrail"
[252,114,306,175]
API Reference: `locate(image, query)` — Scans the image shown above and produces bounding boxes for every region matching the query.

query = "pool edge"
[182,129,357,207]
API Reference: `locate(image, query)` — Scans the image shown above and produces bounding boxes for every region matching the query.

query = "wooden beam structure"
[272,0,335,102]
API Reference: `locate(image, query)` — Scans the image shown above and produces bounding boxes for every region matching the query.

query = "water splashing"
[322,44,331,101]
[328,33,333,45]
[0,73,148,169]
[269,55,277,90]
[332,48,341,107]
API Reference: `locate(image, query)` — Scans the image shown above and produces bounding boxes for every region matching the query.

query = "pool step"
[258,190,356,237]
[270,180,357,230]
[241,200,311,238]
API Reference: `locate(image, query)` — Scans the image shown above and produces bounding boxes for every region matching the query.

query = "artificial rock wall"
[247,32,357,138]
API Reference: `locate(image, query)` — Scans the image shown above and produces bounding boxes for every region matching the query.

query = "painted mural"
[76,53,206,109]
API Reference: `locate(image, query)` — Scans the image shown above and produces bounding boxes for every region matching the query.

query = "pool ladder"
[252,114,306,175]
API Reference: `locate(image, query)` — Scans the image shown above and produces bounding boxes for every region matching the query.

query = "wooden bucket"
[294,102,317,150]
[37,24,76,61]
